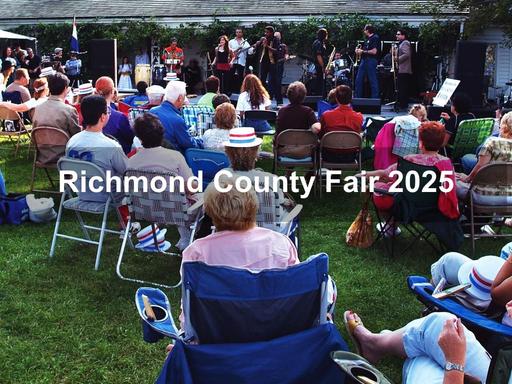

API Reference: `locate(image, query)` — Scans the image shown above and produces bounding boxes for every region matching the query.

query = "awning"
[0,29,36,40]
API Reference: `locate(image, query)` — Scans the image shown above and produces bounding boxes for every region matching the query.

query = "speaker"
[351,98,381,114]
[454,41,486,106]
[88,39,117,86]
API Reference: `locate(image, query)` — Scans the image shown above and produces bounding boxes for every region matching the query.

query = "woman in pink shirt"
[182,178,299,271]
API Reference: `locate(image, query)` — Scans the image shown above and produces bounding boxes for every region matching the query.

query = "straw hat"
[39,67,56,78]
[458,256,506,301]
[223,127,263,148]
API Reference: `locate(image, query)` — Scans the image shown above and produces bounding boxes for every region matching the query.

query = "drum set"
[299,54,353,94]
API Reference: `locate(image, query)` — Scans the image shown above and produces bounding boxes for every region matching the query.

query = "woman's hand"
[439,318,466,366]
[440,112,451,120]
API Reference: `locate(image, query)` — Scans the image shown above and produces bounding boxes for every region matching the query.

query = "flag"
[70,16,79,52]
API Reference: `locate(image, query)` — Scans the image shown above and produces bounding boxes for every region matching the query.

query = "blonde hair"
[409,104,428,122]
[214,102,237,130]
[204,179,258,231]
[500,111,512,139]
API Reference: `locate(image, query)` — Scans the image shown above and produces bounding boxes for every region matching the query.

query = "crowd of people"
[2,37,512,383]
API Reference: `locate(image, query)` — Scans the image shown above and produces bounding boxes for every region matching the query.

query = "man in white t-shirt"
[66,95,128,202]
[229,28,250,93]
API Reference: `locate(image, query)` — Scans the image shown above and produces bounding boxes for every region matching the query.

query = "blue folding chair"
[135,253,347,384]
[407,276,512,338]
[184,148,230,190]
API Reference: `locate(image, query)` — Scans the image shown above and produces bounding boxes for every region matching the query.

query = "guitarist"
[229,28,250,93]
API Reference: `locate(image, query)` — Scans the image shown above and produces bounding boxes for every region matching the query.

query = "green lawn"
[0,136,502,383]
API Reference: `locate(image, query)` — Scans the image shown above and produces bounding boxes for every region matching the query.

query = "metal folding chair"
[0,105,31,157]
[116,168,204,289]
[30,127,70,193]
[50,158,127,270]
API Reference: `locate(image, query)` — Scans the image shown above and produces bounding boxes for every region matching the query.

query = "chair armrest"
[281,204,303,223]
[373,187,394,196]
[187,196,204,215]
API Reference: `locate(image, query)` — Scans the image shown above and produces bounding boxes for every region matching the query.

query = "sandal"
[343,310,364,356]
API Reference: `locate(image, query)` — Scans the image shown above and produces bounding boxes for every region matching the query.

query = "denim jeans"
[402,312,490,384]
[461,154,478,174]
[355,57,379,99]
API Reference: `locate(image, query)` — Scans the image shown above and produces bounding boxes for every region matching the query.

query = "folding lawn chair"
[0,105,31,157]
[182,105,214,132]
[50,158,127,270]
[184,148,230,190]
[373,157,463,257]
[116,168,204,289]
[450,118,494,161]
[135,253,348,384]
[407,276,512,340]
[195,110,215,135]
[30,127,70,193]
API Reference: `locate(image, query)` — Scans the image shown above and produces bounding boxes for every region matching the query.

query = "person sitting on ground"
[212,93,230,109]
[95,76,134,154]
[360,121,459,237]
[409,103,428,122]
[0,77,48,113]
[456,111,512,205]
[441,92,475,146]
[150,80,203,152]
[236,74,272,132]
[202,102,236,151]
[128,113,198,251]
[0,60,14,93]
[65,95,128,203]
[145,85,165,107]
[197,75,219,109]
[276,81,320,135]
[123,81,149,107]
[5,68,31,103]
[319,85,363,137]
[32,72,81,137]
[344,311,490,384]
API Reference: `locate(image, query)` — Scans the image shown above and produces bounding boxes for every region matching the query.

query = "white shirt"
[236,91,271,112]
[229,38,250,67]
[202,128,230,151]
[135,53,150,65]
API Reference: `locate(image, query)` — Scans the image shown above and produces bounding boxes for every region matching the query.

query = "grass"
[0,136,503,383]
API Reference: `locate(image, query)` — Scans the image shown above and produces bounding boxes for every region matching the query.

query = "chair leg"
[49,193,66,258]
[116,218,132,280]
[94,202,110,270]
[75,211,91,241]
[30,164,37,192]
[44,168,56,189]
[470,202,476,257]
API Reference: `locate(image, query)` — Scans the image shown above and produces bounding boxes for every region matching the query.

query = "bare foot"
[347,311,381,364]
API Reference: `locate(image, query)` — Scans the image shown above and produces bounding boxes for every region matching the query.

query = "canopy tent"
[0,29,36,40]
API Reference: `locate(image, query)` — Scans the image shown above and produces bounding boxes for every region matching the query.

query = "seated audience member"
[276,81,320,135]
[431,252,507,311]
[441,93,475,146]
[0,77,48,113]
[236,74,272,132]
[182,179,298,270]
[73,83,94,125]
[6,68,31,103]
[146,85,165,107]
[344,311,490,384]
[95,76,134,154]
[361,122,459,236]
[32,72,81,137]
[123,81,149,107]
[197,75,219,109]
[128,113,198,250]
[212,93,230,109]
[150,80,203,152]
[0,60,14,93]
[456,111,512,206]
[65,95,128,202]
[319,85,363,137]
[223,127,294,231]
[203,102,236,150]
[409,104,428,122]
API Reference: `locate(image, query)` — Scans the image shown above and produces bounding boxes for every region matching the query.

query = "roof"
[1,0,462,21]
[0,29,36,40]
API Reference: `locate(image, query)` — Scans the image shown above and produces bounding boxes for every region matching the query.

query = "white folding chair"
[50,157,128,270]
[116,168,204,289]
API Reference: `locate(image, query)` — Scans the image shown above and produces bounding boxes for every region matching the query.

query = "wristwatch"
[445,362,464,373]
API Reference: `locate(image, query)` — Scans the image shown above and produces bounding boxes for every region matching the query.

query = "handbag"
[0,193,29,225]
[346,193,373,248]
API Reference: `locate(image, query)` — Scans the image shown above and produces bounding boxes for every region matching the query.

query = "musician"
[332,51,350,86]
[250,25,283,105]
[312,28,328,97]
[135,48,150,65]
[355,24,381,99]
[162,38,184,78]
[229,28,250,93]
[395,29,412,110]
[212,35,234,94]
[274,32,288,99]
[65,51,82,87]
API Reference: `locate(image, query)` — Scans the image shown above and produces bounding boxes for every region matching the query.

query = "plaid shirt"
[182,105,214,131]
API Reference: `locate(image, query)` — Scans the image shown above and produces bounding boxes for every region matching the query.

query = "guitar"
[230,45,252,65]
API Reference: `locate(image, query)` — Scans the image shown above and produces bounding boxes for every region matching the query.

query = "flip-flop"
[343,310,364,356]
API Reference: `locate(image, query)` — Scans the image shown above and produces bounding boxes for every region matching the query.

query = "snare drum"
[135,64,151,85]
